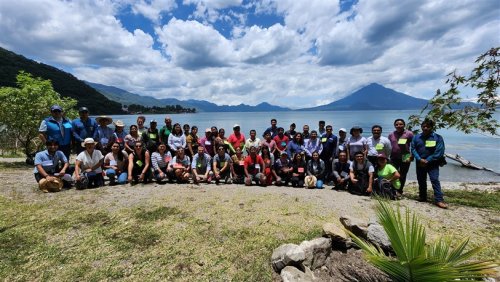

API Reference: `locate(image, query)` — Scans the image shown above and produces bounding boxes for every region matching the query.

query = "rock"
[367,223,392,252]
[339,215,368,239]
[271,243,306,273]
[299,237,332,270]
[280,266,315,282]
[322,223,348,242]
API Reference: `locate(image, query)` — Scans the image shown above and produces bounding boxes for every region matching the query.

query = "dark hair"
[130,124,138,130]
[261,146,271,159]
[319,120,325,125]
[311,130,318,135]
[173,123,182,136]
[219,128,225,134]
[250,129,256,134]
[421,119,435,128]
[111,142,124,162]
[137,116,146,122]
[271,118,277,123]
[394,118,406,126]
[277,127,284,131]
[183,124,190,129]
[157,142,167,151]
[191,126,198,131]
[354,151,364,157]
[326,125,332,130]
[46,140,59,146]
[371,125,382,131]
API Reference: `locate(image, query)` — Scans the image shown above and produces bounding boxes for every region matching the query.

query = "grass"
[0,192,324,281]
[404,185,500,211]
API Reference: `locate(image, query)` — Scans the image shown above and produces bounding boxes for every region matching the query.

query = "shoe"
[418,197,427,202]
[435,202,448,209]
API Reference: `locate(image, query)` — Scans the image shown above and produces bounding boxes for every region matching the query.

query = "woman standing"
[103,142,128,185]
[346,126,368,161]
[168,123,187,156]
[287,132,305,158]
[387,119,413,194]
[186,126,199,158]
[124,125,141,154]
[127,141,151,184]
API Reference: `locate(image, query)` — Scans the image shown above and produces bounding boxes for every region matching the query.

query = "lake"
[105,110,500,182]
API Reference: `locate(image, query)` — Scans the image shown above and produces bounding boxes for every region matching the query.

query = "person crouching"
[74,138,104,189]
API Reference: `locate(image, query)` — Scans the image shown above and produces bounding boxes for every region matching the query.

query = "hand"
[128,175,132,182]
[59,170,66,175]
[75,174,81,181]
[139,173,144,181]
[351,178,358,184]
[420,159,428,164]
[159,172,165,179]
[366,186,372,193]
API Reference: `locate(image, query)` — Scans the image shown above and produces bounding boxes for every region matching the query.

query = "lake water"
[106,110,500,182]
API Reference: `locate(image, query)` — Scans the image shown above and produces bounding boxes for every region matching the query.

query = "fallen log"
[445,153,499,174]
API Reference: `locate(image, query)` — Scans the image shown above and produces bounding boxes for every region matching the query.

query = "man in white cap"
[39,105,73,160]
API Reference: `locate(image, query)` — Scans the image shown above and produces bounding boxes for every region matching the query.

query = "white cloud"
[183,0,242,22]
[155,18,235,69]
[131,0,177,23]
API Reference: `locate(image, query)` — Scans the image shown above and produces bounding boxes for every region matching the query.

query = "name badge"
[341,171,348,178]
[338,145,344,151]
[402,153,411,162]
[205,141,211,145]
[197,163,202,168]
[116,138,124,143]
[425,140,436,147]
[136,160,143,167]
[110,160,117,166]
[220,161,226,167]
[255,164,260,169]
[41,160,53,166]
[239,161,245,166]
[375,143,384,150]
[149,133,156,139]
[298,167,304,173]
[100,138,109,144]
[321,137,327,142]
[173,163,184,169]
[164,156,171,162]
[398,138,407,145]
[281,141,286,147]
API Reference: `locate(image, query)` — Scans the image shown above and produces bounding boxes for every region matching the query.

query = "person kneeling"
[75,138,104,189]
[291,153,307,188]
[127,141,152,185]
[104,142,128,185]
[213,146,232,184]
[305,151,326,189]
[151,143,172,183]
[168,148,191,183]
[331,151,351,190]
[274,152,293,186]
[374,153,400,200]
[244,146,266,186]
[34,140,73,192]
[348,151,374,195]
[192,146,212,184]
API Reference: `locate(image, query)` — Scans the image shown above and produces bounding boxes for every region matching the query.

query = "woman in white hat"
[74,138,104,189]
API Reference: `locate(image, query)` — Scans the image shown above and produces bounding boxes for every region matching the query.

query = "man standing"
[39,105,73,160]
[367,125,392,167]
[137,116,148,135]
[228,124,246,152]
[318,120,326,137]
[411,119,447,209]
[302,125,310,143]
[159,116,173,144]
[72,107,98,154]
[320,125,338,182]
[263,118,278,138]
[244,129,261,155]
[142,120,160,152]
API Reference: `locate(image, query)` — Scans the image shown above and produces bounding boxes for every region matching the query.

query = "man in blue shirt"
[72,107,97,154]
[411,119,447,209]
[34,140,73,191]
[39,105,73,160]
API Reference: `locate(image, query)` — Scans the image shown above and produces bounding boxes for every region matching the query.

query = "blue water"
[103,110,500,182]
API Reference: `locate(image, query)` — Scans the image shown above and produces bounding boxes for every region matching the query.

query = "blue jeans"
[106,168,128,184]
[416,163,443,202]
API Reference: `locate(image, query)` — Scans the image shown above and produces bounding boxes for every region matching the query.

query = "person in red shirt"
[227,124,246,152]
[244,146,266,186]
[273,127,289,159]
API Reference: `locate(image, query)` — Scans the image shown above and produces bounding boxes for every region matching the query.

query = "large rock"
[280,266,315,282]
[367,223,392,252]
[271,243,306,273]
[339,215,368,239]
[322,223,348,242]
[299,237,332,270]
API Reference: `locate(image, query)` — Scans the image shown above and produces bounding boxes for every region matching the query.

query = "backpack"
[374,179,396,200]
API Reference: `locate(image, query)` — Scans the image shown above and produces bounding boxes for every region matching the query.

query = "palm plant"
[348,200,498,281]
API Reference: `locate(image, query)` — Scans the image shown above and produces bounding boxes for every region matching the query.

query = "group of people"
[34,105,448,208]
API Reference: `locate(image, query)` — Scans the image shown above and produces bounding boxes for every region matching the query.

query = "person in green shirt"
[376,153,401,198]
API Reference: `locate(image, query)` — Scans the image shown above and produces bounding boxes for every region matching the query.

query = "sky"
[0,0,498,108]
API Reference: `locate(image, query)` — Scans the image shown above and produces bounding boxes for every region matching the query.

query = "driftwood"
[445,153,499,174]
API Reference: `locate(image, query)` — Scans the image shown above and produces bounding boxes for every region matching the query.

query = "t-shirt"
[170,155,191,169]
[214,153,231,170]
[377,164,401,189]
[244,138,261,151]
[33,150,68,174]
[191,153,212,172]
[244,155,263,174]
[347,136,367,159]
[76,150,104,173]
[228,133,246,150]
[273,135,289,151]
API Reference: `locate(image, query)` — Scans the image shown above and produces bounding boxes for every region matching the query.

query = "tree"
[0,71,77,159]
[408,47,499,136]
[348,200,499,281]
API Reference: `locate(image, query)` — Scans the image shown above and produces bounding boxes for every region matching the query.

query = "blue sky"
[0,0,498,108]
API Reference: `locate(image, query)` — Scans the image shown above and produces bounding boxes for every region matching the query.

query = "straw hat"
[81,138,97,147]
[39,178,63,193]
[114,120,125,127]
[96,116,113,125]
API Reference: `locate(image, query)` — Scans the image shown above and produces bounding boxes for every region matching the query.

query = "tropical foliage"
[0,71,77,157]
[348,200,499,281]
[408,47,499,136]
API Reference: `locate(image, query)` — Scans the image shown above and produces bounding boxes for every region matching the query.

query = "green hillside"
[0,47,124,114]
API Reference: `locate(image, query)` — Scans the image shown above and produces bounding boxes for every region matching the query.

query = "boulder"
[280,266,315,282]
[339,215,368,239]
[322,223,348,242]
[367,223,392,252]
[271,243,306,273]
[299,237,332,270]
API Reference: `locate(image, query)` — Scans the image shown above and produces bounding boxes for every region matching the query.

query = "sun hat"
[38,177,63,193]
[81,138,97,147]
[96,116,113,125]
[114,120,125,127]
[339,128,347,133]
[350,126,363,134]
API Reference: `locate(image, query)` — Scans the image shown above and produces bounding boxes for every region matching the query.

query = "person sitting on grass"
[191,146,212,184]
[349,151,374,195]
[230,146,246,184]
[331,151,351,190]
[375,153,400,199]
[244,146,266,186]
[213,145,232,184]
[151,142,172,183]
[75,138,104,189]
[34,140,73,192]
[291,153,307,188]
[168,147,191,183]
[103,142,128,185]
[305,151,326,189]
[127,140,151,185]
[274,151,293,186]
